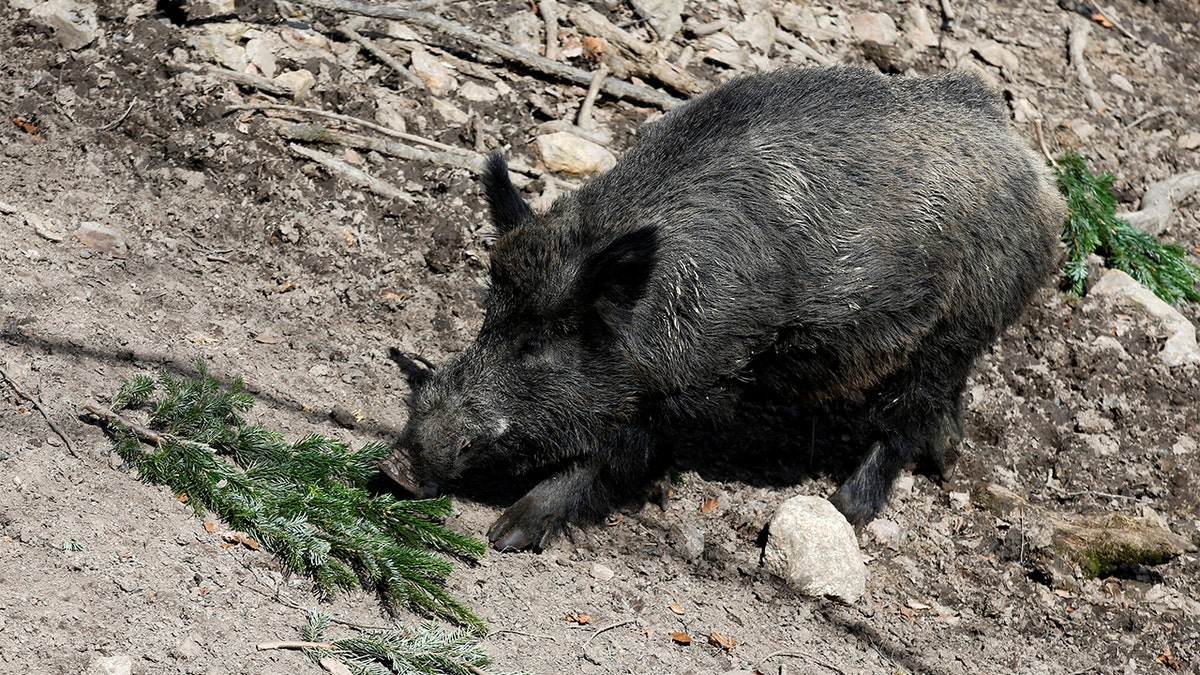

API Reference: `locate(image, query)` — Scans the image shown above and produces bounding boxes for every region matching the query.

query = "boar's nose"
[420,480,442,498]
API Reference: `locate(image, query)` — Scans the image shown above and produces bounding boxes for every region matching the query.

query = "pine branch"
[299,611,528,675]
[1055,151,1200,303]
[88,363,486,627]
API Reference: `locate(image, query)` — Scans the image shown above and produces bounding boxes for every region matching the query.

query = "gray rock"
[74,222,127,257]
[667,522,705,561]
[459,80,498,103]
[865,518,903,550]
[87,654,132,675]
[503,10,543,55]
[172,638,203,660]
[30,0,99,50]
[535,132,616,176]
[763,495,865,603]
[729,11,776,54]
[1086,270,1200,367]
[972,40,1019,79]
[630,0,684,40]
[902,4,938,49]
[409,48,456,96]
[589,562,615,581]
[849,12,899,45]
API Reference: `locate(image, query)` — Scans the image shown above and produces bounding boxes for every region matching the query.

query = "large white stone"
[535,132,616,176]
[30,0,99,50]
[763,495,865,603]
[1087,269,1200,367]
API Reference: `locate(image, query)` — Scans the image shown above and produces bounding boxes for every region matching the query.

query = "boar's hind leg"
[487,426,663,552]
[830,343,973,526]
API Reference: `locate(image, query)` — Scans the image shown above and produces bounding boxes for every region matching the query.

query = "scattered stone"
[667,523,705,561]
[1177,133,1200,150]
[458,80,498,103]
[409,48,457,96]
[330,405,357,429]
[24,212,64,242]
[777,5,844,43]
[630,0,684,41]
[74,222,127,257]
[974,482,1196,580]
[972,40,1019,79]
[535,131,616,176]
[1010,97,1041,124]
[697,31,752,69]
[319,657,353,675]
[1172,435,1196,456]
[892,474,916,495]
[184,0,233,21]
[431,98,470,125]
[87,654,133,675]
[535,119,613,146]
[30,0,99,50]
[1109,72,1135,94]
[172,638,203,660]
[1074,409,1113,434]
[865,518,903,550]
[1086,270,1200,367]
[849,12,899,45]
[902,4,939,49]
[244,36,277,78]
[589,562,615,581]
[194,27,247,71]
[273,69,316,100]
[948,491,971,510]
[503,10,543,55]
[763,495,865,603]
[729,11,777,53]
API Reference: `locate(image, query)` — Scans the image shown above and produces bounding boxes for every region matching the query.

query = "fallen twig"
[83,402,178,448]
[256,640,337,651]
[294,0,683,109]
[1,365,82,459]
[1068,18,1105,112]
[337,23,424,89]
[276,122,483,174]
[760,649,847,674]
[203,64,296,98]
[1124,105,1175,129]
[1033,119,1053,162]
[567,4,700,95]
[96,98,137,131]
[580,619,638,665]
[288,143,414,203]
[577,63,608,130]
[539,0,560,61]
[1116,171,1200,236]
[225,102,471,155]
[488,628,558,642]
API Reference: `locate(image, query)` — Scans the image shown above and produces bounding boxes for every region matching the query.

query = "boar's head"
[397,153,658,494]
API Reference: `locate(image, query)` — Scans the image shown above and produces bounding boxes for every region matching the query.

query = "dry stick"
[581,619,637,650]
[338,23,425,89]
[1032,119,1053,162]
[576,63,609,130]
[1,365,82,459]
[539,0,560,61]
[256,640,337,651]
[1068,18,1105,112]
[1125,105,1175,129]
[277,121,485,173]
[760,649,847,675]
[488,628,558,642]
[204,65,296,98]
[225,102,470,155]
[96,97,137,131]
[294,0,682,109]
[288,143,414,203]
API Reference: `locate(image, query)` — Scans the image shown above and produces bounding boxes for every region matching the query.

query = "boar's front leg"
[488,426,662,552]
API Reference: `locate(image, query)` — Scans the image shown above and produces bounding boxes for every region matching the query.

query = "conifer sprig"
[101,360,485,627]
[301,611,525,675]
[1055,151,1200,303]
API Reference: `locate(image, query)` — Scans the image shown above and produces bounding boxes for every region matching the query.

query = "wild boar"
[381,66,1066,551]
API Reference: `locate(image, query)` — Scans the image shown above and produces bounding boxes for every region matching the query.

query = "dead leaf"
[906,599,931,611]
[668,603,685,615]
[708,631,737,651]
[203,522,217,533]
[380,291,406,301]
[342,229,356,245]
[899,605,915,620]
[575,613,593,625]
[606,513,623,526]
[1157,645,1180,670]
[669,631,691,645]
[582,36,607,61]
[12,116,43,140]
[239,535,260,550]
[254,332,282,344]
[701,497,719,514]
[1091,12,1114,28]
[176,494,189,503]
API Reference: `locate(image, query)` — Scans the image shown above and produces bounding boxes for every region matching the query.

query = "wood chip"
[669,631,691,645]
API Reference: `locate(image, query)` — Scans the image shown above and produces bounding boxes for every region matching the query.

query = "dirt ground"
[1,0,1199,673]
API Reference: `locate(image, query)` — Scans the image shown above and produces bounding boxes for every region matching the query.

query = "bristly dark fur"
[389,66,1067,552]
[481,152,532,235]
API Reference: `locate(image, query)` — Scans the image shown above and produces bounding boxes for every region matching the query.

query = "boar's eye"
[520,336,546,356]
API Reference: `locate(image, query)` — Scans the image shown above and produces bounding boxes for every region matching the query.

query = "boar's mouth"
[378,445,429,497]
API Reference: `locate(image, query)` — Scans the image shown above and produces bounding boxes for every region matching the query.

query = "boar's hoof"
[487,496,563,552]
[828,485,883,530]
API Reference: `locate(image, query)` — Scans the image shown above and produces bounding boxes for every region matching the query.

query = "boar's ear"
[581,227,659,310]
[481,151,532,235]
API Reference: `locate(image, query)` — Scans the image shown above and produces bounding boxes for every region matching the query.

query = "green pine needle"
[1054,151,1200,303]
[302,611,527,675]
[102,363,486,627]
